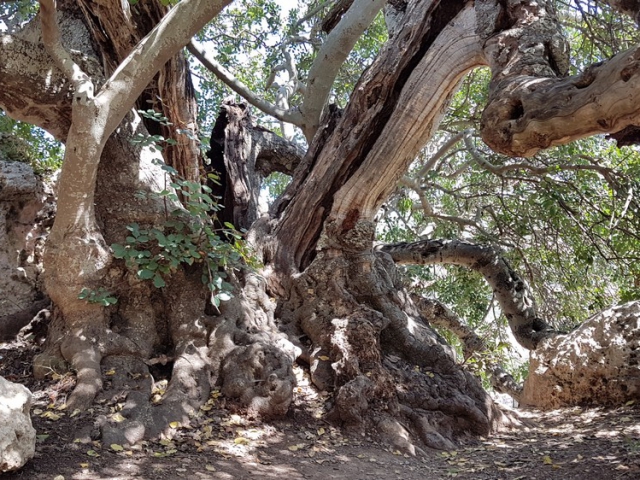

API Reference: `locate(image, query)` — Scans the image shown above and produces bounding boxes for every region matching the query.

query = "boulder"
[522,301,640,409]
[0,160,55,339]
[0,376,36,472]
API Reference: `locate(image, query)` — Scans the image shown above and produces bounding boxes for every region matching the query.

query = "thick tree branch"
[328,4,483,226]
[252,126,305,176]
[274,2,482,271]
[187,41,303,126]
[39,0,94,105]
[413,295,523,403]
[378,239,555,349]
[413,296,486,356]
[477,0,640,157]
[299,0,386,139]
[98,0,233,136]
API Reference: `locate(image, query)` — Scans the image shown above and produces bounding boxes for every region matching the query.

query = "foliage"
[376,2,640,381]
[112,163,256,308]
[78,287,118,307]
[192,0,386,136]
[0,113,64,173]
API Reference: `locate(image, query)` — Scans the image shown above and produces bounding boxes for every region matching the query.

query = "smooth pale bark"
[32,0,233,409]
[188,42,302,127]
[298,0,386,139]
[191,0,385,142]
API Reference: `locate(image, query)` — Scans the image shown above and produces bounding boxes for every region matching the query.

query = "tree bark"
[272,1,483,273]
[477,0,640,156]
[0,0,544,451]
[379,239,555,350]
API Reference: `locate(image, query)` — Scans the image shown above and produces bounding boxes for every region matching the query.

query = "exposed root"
[279,247,509,450]
[376,416,425,456]
[60,335,103,410]
[0,298,50,342]
[220,342,294,417]
[210,271,299,417]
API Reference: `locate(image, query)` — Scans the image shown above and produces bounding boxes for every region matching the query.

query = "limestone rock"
[522,301,640,409]
[0,160,55,334]
[0,376,36,472]
[0,160,38,200]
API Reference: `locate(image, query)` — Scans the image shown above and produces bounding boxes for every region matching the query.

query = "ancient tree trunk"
[1,0,237,435]
[7,0,635,453]
[248,1,513,451]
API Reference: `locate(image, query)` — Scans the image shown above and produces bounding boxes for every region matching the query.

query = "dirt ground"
[2,340,640,480]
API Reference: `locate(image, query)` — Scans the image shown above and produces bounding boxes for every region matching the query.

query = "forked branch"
[39,0,94,105]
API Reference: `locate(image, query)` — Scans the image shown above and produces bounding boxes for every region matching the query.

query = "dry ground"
[2,339,640,480]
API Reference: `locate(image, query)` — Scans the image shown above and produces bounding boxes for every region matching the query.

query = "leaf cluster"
[112,163,256,308]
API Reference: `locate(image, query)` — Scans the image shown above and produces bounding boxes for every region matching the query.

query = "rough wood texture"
[478,0,640,156]
[273,1,480,272]
[380,239,554,349]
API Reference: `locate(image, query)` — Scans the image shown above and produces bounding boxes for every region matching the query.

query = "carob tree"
[1,0,640,453]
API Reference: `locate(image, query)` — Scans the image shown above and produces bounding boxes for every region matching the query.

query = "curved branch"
[477,0,640,157]
[413,295,523,403]
[273,2,483,272]
[413,296,486,356]
[187,41,303,126]
[415,129,470,179]
[252,127,305,176]
[39,0,94,105]
[378,239,556,349]
[98,0,233,135]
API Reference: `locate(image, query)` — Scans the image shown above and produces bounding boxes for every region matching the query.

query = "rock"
[0,160,55,333]
[0,376,36,472]
[0,160,38,200]
[522,301,640,409]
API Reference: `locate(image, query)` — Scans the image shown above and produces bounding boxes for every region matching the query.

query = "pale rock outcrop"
[0,376,36,472]
[522,301,640,409]
[0,158,55,339]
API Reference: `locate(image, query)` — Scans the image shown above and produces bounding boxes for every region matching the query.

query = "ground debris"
[2,343,640,479]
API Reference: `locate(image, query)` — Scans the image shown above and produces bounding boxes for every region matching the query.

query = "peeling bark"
[273,1,481,272]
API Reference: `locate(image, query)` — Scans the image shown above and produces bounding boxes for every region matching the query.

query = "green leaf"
[138,269,154,280]
[153,274,166,288]
[111,243,127,258]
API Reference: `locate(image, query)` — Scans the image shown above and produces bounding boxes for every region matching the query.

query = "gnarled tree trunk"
[2,0,640,454]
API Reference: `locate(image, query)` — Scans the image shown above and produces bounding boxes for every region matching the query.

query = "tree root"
[0,298,50,342]
[279,248,511,451]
